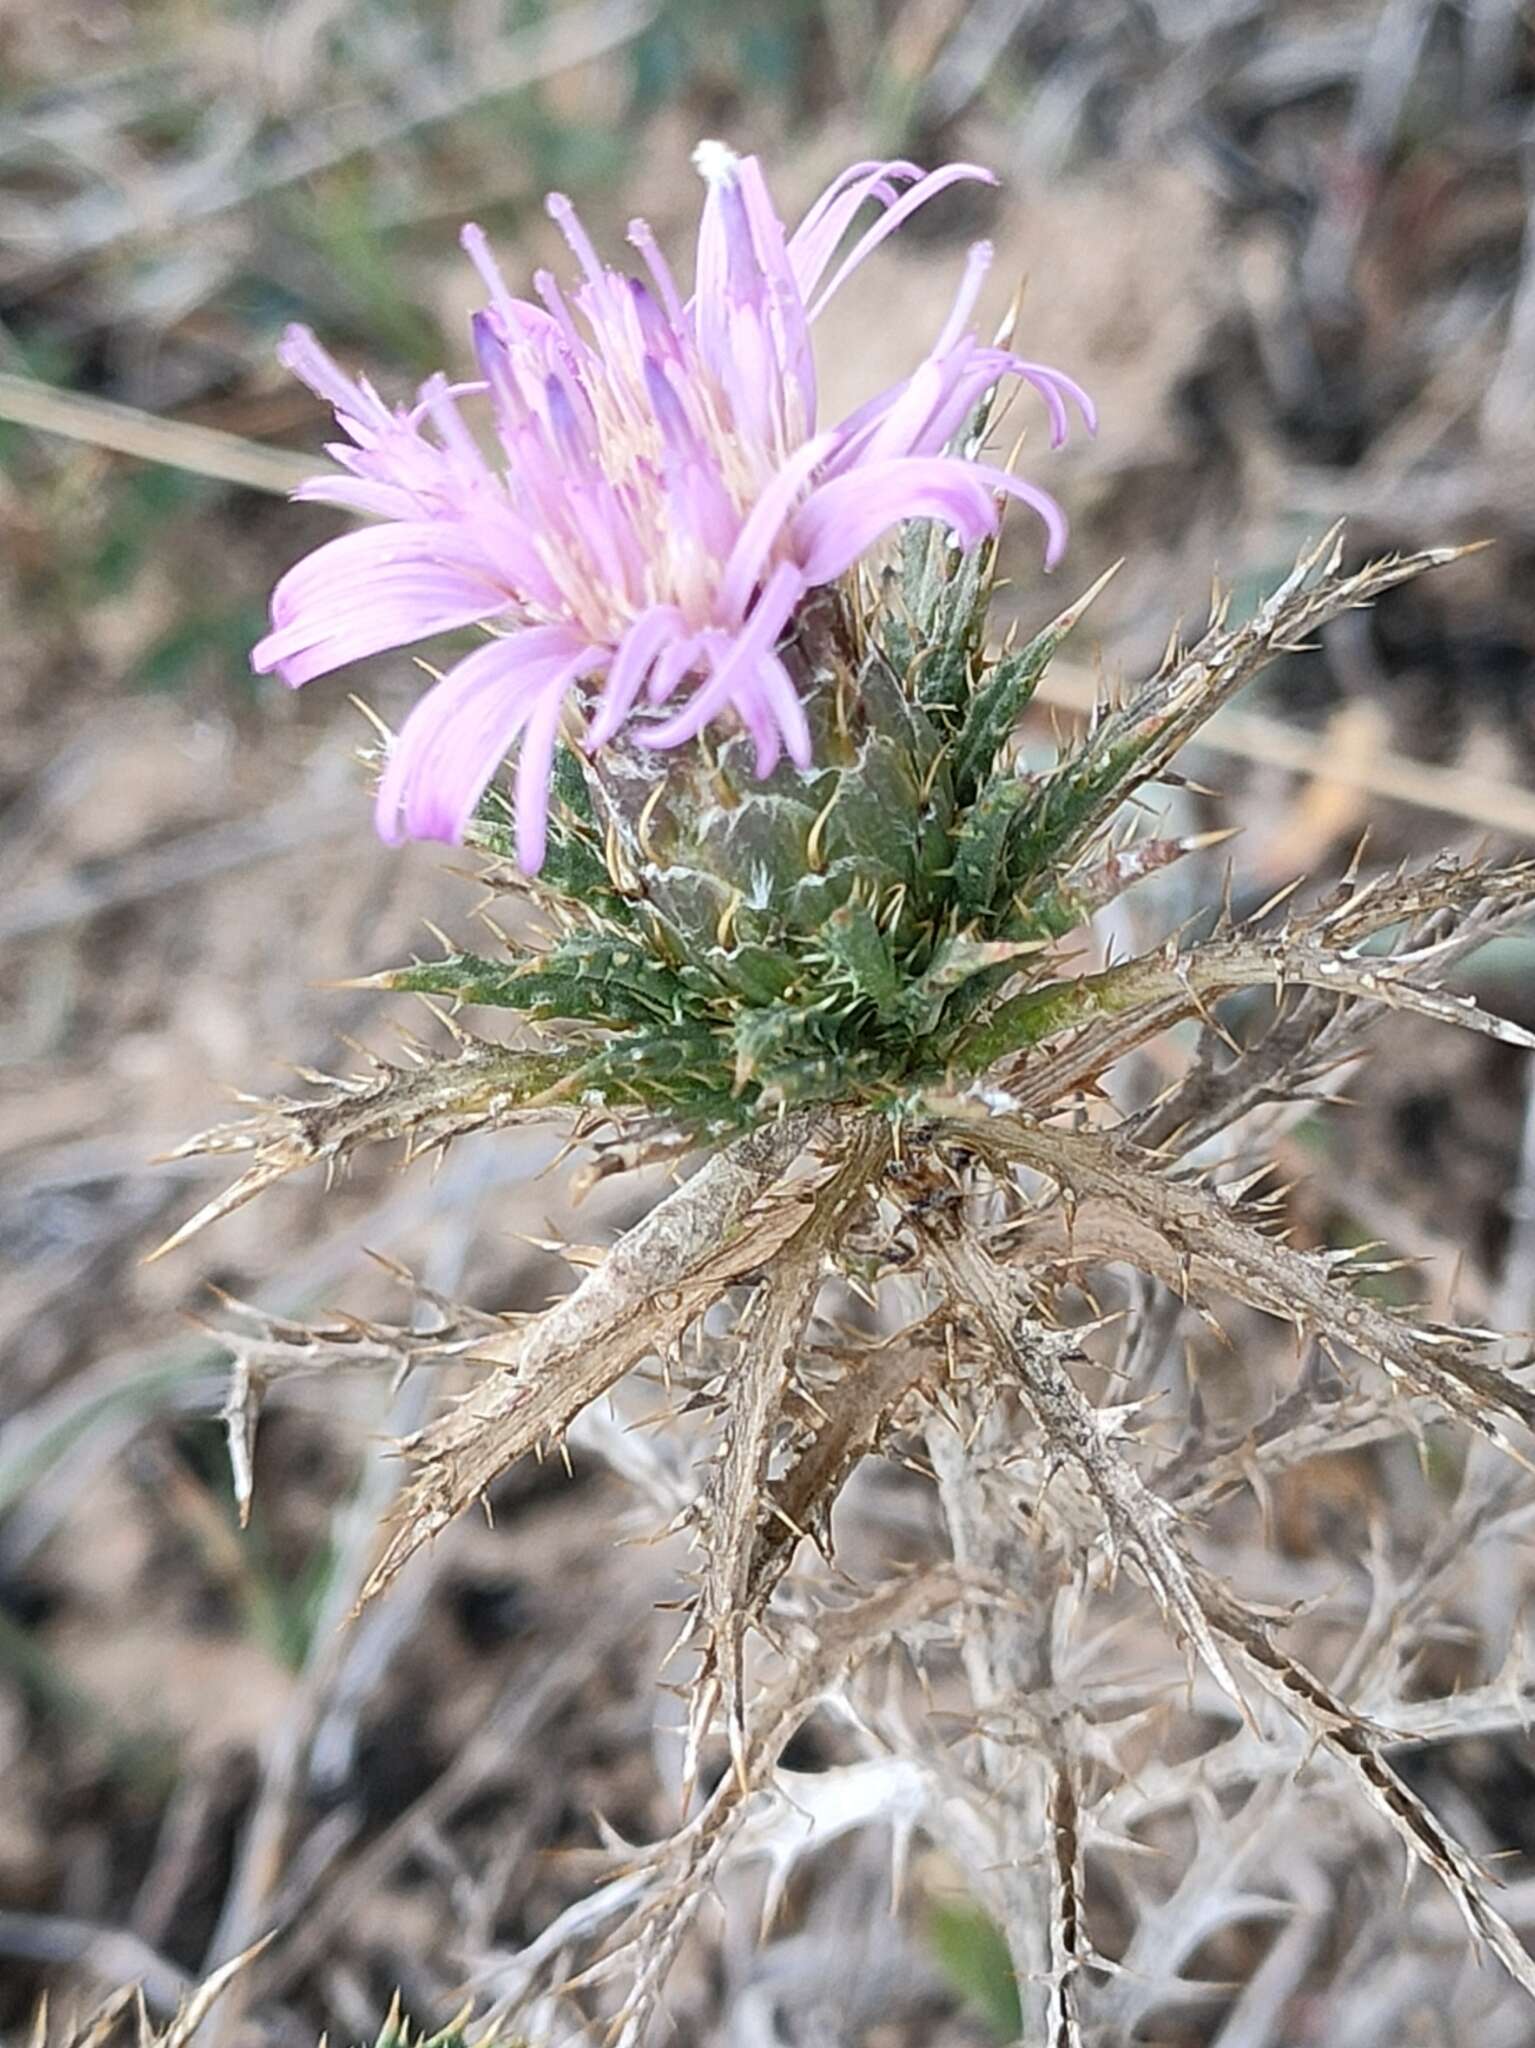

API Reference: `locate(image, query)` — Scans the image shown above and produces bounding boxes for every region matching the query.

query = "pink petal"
[829,349,1023,470]
[513,673,571,873]
[252,522,512,688]
[930,239,994,359]
[277,324,388,431]
[1021,359,1098,440]
[584,605,688,748]
[645,633,710,707]
[627,217,688,327]
[844,358,951,466]
[807,165,999,319]
[791,455,1067,581]
[459,223,547,338]
[734,154,816,421]
[718,431,838,623]
[290,473,420,520]
[750,649,812,771]
[787,160,925,297]
[643,560,805,750]
[374,627,599,852]
[545,192,621,319]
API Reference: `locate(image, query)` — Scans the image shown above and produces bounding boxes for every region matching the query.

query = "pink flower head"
[252,144,1094,872]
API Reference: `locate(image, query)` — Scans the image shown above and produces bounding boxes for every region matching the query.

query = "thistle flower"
[252,145,1093,872]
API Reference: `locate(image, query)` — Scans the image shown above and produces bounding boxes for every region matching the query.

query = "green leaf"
[469,775,632,923]
[951,774,1035,919]
[952,627,1060,801]
[898,933,1046,1040]
[928,1898,1022,2040]
[822,898,902,1016]
[952,560,1120,801]
[384,940,696,1033]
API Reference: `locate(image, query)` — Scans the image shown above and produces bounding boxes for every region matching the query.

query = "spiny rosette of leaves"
[159,524,1528,1250]
[353,523,1507,1144]
[364,528,1177,1138]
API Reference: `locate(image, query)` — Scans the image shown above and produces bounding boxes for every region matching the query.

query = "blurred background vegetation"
[4,1,1535,2041]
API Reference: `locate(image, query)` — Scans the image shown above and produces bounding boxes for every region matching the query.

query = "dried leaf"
[150,1040,568,1260]
[361,1111,836,1602]
[957,1119,1535,1452]
[693,1121,889,1765]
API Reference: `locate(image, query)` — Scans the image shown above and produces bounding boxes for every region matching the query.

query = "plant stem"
[926,1398,1058,2044]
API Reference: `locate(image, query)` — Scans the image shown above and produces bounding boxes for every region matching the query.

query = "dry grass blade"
[0,788,358,945]
[13,1933,275,2048]
[0,371,315,497]
[2,0,661,284]
[360,1111,835,1602]
[0,1920,187,2022]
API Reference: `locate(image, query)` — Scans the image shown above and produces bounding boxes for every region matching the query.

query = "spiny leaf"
[935,1201,1535,2012]
[897,933,1048,1040]
[1001,534,1475,898]
[360,1112,838,1604]
[692,1124,889,1772]
[952,559,1120,802]
[1197,1573,1535,2007]
[149,1040,569,1261]
[729,1321,946,1640]
[953,1116,1535,1453]
[923,1230,1244,1710]
[383,937,701,1031]
[470,753,631,921]
[1054,827,1238,922]
[896,521,994,723]
[951,773,1037,919]
[953,921,1535,1077]
[820,898,902,1016]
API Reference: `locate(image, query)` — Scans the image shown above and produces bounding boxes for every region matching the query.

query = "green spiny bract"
[385,531,1133,1130]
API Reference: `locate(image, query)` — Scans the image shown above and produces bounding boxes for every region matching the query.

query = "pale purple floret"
[252,144,1094,873]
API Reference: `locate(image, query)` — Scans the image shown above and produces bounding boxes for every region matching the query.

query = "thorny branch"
[151,1037,568,1261]
[527,1569,969,2048]
[148,526,1535,2035]
[1005,531,1479,890]
[956,862,1535,1079]
[953,1115,1535,1452]
[361,1108,841,1601]
[921,1220,1535,2006]
[690,1118,892,1770]
[924,1396,1083,2048]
